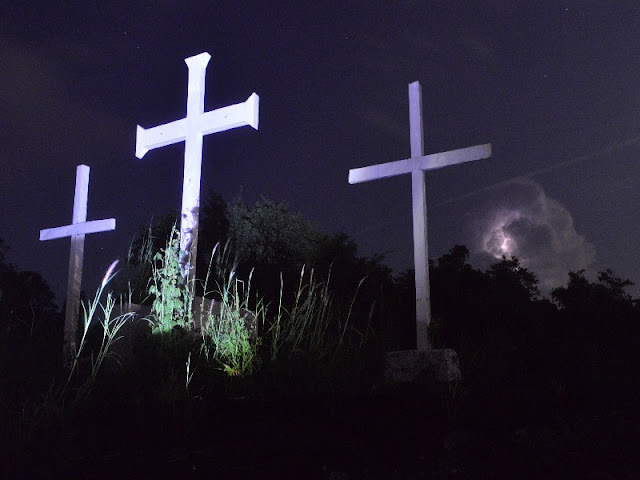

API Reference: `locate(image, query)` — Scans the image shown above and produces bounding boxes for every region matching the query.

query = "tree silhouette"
[552,269,640,398]
[0,237,59,340]
[0,237,61,408]
[197,191,230,280]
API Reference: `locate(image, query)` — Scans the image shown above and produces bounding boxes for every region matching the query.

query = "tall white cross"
[349,81,492,350]
[40,164,116,363]
[136,52,259,285]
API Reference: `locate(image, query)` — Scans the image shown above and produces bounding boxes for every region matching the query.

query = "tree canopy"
[115,196,640,402]
[0,236,59,340]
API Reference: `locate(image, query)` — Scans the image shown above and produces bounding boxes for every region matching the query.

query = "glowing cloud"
[482,209,523,258]
[468,178,596,291]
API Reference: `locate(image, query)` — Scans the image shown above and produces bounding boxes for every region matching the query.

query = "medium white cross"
[136,52,259,285]
[40,164,116,363]
[349,81,492,350]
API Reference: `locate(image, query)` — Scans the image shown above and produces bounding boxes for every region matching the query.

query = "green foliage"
[197,192,230,280]
[258,264,377,396]
[115,224,155,305]
[429,247,554,390]
[428,245,640,409]
[138,221,377,387]
[132,230,264,378]
[112,210,179,305]
[269,266,339,361]
[0,229,384,464]
[550,269,640,394]
[130,323,203,409]
[120,198,403,353]
[128,210,180,266]
[66,261,131,402]
[552,268,635,314]
[200,267,263,377]
[228,197,322,269]
[147,225,193,334]
[1,261,132,457]
[488,254,540,302]
[0,237,59,340]
[310,233,395,332]
[6,206,640,468]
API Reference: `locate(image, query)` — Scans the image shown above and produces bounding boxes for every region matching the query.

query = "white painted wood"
[39,218,116,241]
[409,82,430,351]
[135,52,259,285]
[134,94,259,158]
[348,144,492,183]
[349,81,492,350]
[39,165,116,364]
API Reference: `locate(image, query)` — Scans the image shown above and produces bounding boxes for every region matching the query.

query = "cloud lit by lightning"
[468,178,596,291]
[482,209,523,258]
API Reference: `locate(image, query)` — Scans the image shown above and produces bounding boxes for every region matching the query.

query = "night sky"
[2,2,640,305]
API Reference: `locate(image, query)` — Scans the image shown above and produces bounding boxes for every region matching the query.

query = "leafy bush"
[147,225,193,333]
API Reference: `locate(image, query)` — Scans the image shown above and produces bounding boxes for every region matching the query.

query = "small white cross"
[40,164,116,363]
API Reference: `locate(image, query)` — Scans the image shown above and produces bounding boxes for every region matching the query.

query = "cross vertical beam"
[409,82,431,350]
[39,165,116,364]
[181,54,207,286]
[349,81,492,350]
[136,52,259,288]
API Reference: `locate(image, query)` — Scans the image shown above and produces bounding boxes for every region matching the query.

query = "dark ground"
[3,382,640,480]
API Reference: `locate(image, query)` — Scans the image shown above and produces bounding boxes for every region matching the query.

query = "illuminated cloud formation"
[469,178,596,291]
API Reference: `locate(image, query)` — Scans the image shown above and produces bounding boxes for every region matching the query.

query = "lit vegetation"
[3,197,640,473]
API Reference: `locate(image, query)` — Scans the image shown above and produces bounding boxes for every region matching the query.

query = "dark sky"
[2,1,640,304]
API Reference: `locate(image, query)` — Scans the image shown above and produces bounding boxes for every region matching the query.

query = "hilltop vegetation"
[2,195,640,477]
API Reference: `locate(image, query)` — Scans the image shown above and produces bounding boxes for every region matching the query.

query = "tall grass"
[128,227,380,400]
[4,231,382,464]
[3,261,133,459]
[259,265,376,396]
[268,266,368,363]
[200,269,264,377]
[65,261,131,399]
[109,222,156,306]
[190,236,375,388]
[196,240,264,377]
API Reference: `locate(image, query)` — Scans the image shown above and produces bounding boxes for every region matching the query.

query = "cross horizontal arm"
[200,92,259,136]
[418,143,492,171]
[349,143,492,184]
[40,218,116,241]
[135,119,186,159]
[135,93,259,159]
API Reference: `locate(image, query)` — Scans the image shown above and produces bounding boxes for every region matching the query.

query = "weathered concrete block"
[384,349,462,386]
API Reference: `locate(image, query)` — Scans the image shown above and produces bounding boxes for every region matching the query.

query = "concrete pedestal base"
[384,349,462,387]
